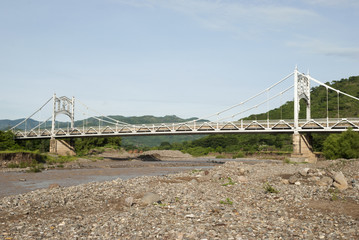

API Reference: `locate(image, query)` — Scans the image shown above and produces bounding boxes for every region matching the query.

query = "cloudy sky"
[1,0,358,121]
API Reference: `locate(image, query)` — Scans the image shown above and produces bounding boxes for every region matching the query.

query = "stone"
[299,168,310,176]
[281,179,289,185]
[238,176,248,182]
[316,177,333,186]
[48,183,60,189]
[288,175,298,184]
[125,197,134,207]
[141,192,161,205]
[332,171,348,190]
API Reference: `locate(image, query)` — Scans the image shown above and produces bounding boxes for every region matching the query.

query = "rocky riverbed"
[1,158,359,239]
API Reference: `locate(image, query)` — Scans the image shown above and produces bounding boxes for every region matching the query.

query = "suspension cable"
[10,97,53,130]
[76,99,130,125]
[183,71,294,124]
[218,85,293,122]
[337,91,340,119]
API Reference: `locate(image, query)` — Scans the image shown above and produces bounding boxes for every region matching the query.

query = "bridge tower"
[292,67,316,163]
[50,94,76,155]
[293,67,311,129]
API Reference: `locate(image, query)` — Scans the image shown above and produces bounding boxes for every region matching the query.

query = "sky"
[1,0,359,122]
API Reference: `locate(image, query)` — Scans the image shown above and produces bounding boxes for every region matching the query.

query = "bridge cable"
[337,91,340,119]
[183,71,294,124]
[76,99,130,126]
[217,85,293,122]
[10,97,53,131]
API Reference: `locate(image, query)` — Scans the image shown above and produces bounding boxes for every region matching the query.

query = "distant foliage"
[323,129,359,159]
[73,137,122,155]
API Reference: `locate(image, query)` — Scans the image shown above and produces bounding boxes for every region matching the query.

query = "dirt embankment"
[0,152,45,167]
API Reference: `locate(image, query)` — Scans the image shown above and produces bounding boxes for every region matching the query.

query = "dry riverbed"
[1,151,359,239]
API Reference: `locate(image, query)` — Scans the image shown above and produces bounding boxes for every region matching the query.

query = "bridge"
[9,67,359,162]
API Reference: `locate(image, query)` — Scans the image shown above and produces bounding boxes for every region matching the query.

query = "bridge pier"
[49,139,76,156]
[290,133,317,163]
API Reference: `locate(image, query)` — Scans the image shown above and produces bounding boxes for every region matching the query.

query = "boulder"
[316,176,333,186]
[332,171,348,191]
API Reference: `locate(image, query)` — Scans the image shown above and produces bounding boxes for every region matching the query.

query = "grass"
[220,198,233,205]
[222,177,236,186]
[264,182,279,194]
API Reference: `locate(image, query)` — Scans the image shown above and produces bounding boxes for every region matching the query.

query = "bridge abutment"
[290,133,317,163]
[49,139,76,156]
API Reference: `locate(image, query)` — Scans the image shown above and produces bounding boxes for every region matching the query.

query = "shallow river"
[0,158,277,198]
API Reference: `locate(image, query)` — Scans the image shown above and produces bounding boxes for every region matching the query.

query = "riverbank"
[1,157,358,239]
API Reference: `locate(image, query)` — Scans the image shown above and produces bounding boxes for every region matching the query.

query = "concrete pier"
[49,139,76,156]
[290,133,317,163]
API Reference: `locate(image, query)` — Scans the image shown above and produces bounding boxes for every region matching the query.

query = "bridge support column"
[50,139,76,156]
[290,133,317,163]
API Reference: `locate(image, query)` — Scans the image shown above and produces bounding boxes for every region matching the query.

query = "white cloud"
[115,0,319,37]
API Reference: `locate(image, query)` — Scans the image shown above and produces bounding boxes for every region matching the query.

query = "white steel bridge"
[10,67,359,140]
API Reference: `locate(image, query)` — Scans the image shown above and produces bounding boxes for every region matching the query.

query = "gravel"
[1,159,359,239]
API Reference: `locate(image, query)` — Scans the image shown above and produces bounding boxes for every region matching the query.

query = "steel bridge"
[9,67,359,160]
[10,67,359,139]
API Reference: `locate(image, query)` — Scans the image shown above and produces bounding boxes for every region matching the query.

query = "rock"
[281,179,289,185]
[185,214,195,218]
[19,178,26,182]
[332,171,348,190]
[316,177,333,186]
[190,179,198,184]
[238,176,248,182]
[299,168,310,176]
[294,181,301,185]
[48,183,60,189]
[239,168,246,175]
[288,175,298,184]
[125,197,134,207]
[141,192,161,205]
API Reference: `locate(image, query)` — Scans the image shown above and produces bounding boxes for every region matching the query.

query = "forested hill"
[0,115,199,131]
[245,75,359,120]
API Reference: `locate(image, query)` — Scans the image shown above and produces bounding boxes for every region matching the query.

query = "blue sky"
[1,0,358,121]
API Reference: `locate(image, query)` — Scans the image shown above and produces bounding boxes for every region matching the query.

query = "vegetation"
[264,182,279,194]
[219,198,233,205]
[323,129,359,159]
[71,137,122,156]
